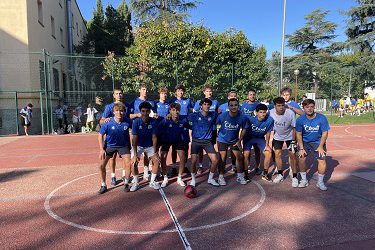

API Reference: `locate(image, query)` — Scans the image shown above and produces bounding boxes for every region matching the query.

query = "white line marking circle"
[44,173,266,234]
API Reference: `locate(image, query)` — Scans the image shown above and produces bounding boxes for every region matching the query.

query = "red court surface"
[0,124,375,249]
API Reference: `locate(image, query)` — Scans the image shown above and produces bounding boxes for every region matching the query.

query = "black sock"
[278,170,283,175]
[263,169,268,175]
[293,173,297,178]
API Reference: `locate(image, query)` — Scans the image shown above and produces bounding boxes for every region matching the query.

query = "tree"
[130,0,198,25]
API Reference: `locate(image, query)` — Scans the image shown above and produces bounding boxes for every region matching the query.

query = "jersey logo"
[208,117,211,121]
[169,124,173,128]
[179,124,183,127]
[198,117,201,120]
[139,125,142,129]
[158,105,160,108]
[111,126,115,130]
[124,126,128,130]
[148,125,152,129]
[183,101,186,104]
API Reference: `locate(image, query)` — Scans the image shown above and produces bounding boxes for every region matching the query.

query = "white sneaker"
[292,177,299,188]
[316,182,327,191]
[207,178,220,187]
[218,176,227,186]
[298,179,309,188]
[149,181,160,190]
[273,174,284,183]
[130,182,139,192]
[161,178,168,188]
[177,178,186,187]
[189,180,196,187]
[236,176,248,185]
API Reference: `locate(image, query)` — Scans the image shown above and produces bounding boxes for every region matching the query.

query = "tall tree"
[130,0,198,24]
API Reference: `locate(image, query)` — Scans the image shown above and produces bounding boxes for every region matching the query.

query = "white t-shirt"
[55,108,64,119]
[269,108,296,141]
[85,107,98,122]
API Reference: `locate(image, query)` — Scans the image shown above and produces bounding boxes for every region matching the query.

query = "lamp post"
[294,69,300,102]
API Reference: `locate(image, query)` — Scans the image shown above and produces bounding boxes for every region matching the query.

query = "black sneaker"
[254,168,262,175]
[98,186,107,194]
[123,184,130,192]
[261,174,272,182]
[111,177,117,187]
[244,175,251,183]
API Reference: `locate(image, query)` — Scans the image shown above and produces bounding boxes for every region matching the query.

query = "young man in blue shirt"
[129,83,158,180]
[216,98,249,185]
[155,87,170,118]
[193,85,219,174]
[131,101,161,191]
[243,104,274,180]
[281,87,303,115]
[98,103,133,194]
[296,99,330,190]
[159,103,189,188]
[188,98,220,187]
[100,88,129,186]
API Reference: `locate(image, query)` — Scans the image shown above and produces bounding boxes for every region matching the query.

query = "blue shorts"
[303,142,327,160]
[243,138,266,152]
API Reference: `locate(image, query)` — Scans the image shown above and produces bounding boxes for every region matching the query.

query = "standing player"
[243,104,274,180]
[296,99,330,190]
[188,98,220,187]
[19,103,33,136]
[159,103,188,187]
[100,88,128,186]
[155,87,170,118]
[98,103,133,194]
[241,89,262,176]
[129,83,158,180]
[193,85,219,174]
[280,87,303,115]
[131,102,161,191]
[170,84,194,173]
[269,97,298,186]
[216,98,249,185]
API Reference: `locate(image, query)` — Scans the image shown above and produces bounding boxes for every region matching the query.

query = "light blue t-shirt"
[286,101,302,115]
[241,101,260,117]
[216,111,248,144]
[296,113,330,144]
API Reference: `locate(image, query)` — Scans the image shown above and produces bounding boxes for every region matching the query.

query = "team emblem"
[179,124,183,127]
[124,126,128,130]
[139,125,142,129]
[148,125,152,129]
[111,126,115,130]
[198,117,201,120]
[169,124,173,128]
[208,117,211,121]
[183,101,186,104]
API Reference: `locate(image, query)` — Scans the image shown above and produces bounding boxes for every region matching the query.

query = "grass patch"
[322,111,375,124]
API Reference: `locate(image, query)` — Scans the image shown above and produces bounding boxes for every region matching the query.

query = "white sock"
[149,163,152,168]
[163,175,168,180]
[209,172,214,180]
[111,173,116,178]
[122,170,126,177]
[191,173,196,181]
[237,172,244,178]
[151,173,157,183]
[178,175,182,181]
[144,166,149,171]
[101,182,106,186]
[198,163,203,168]
[300,172,307,180]
[124,178,129,184]
[133,175,139,183]
[219,174,224,179]
[318,173,325,183]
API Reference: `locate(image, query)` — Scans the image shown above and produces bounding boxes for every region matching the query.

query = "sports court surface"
[0,124,374,249]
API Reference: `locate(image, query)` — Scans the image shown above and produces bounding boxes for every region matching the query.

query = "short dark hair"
[113,88,123,93]
[248,88,256,94]
[113,102,125,111]
[139,101,152,110]
[27,103,33,108]
[281,87,292,95]
[302,99,315,107]
[227,98,239,105]
[159,87,168,94]
[139,83,148,89]
[273,97,285,105]
[203,85,212,91]
[175,84,185,92]
[227,89,237,97]
[256,103,268,112]
[199,98,212,106]
[302,95,307,98]
[169,103,181,111]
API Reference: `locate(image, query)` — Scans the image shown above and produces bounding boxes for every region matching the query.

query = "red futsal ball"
[184,185,197,198]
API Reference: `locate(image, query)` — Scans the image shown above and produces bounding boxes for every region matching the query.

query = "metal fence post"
[15,91,19,135]
[43,49,50,133]
[40,91,44,135]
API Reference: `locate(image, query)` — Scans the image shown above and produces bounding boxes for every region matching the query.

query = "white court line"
[344,126,374,141]
[159,188,192,250]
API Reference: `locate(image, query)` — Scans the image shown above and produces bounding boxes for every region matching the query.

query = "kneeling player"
[159,103,188,187]
[98,103,133,194]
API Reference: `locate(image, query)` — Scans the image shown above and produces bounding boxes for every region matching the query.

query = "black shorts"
[211,130,217,145]
[161,141,186,152]
[272,139,293,150]
[21,117,31,127]
[191,139,216,155]
[217,141,241,152]
[105,146,131,157]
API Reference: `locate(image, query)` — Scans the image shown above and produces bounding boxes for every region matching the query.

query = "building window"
[76,23,79,36]
[38,0,43,26]
[53,68,60,92]
[39,60,45,90]
[0,117,2,129]
[51,16,56,38]
[60,28,64,47]
[62,73,67,98]
[72,14,74,29]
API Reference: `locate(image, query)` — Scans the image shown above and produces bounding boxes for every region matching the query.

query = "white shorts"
[131,146,155,158]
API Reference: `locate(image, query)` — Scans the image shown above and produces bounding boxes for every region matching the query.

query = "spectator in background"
[84,104,98,132]
[350,97,357,115]
[356,96,364,116]
[364,93,371,113]
[55,104,64,131]
[331,99,339,113]
[62,101,69,132]
[72,110,79,133]
[299,95,308,108]
[75,103,83,127]
[19,103,33,136]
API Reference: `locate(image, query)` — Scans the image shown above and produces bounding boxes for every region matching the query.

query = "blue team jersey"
[286,101,302,114]
[156,101,170,118]
[158,118,189,144]
[171,97,194,117]
[129,98,156,115]
[193,99,219,113]
[241,101,260,117]
[296,113,330,144]
[99,117,132,148]
[132,118,158,147]
[188,112,217,140]
[246,115,274,139]
[216,112,249,144]
[102,102,130,118]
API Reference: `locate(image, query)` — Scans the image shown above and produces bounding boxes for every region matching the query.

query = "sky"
[76,0,357,58]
